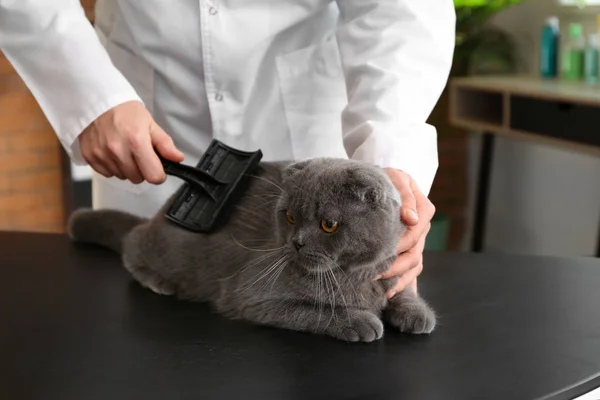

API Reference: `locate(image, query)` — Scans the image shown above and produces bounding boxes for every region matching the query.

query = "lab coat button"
[209,7,218,15]
[214,93,223,101]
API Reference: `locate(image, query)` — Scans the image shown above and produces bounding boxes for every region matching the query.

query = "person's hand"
[377,168,436,299]
[79,101,184,184]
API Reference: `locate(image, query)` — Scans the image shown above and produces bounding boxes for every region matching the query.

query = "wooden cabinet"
[0,52,69,233]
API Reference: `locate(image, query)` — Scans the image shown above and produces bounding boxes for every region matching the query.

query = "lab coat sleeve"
[335,0,456,196]
[0,0,142,165]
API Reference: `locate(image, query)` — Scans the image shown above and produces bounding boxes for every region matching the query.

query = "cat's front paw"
[385,296,436,335]
[144,279,175,296]
[124,261,175,296]
[135,273,175,295]
[329,311,384,343]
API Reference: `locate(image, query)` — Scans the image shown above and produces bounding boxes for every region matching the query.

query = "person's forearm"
[0,0,141,165]
[335,0,455,196]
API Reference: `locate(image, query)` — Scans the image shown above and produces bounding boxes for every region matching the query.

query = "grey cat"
[68,157,436,342]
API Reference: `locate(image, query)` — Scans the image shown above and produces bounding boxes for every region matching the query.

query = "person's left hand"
[376,168,436,299]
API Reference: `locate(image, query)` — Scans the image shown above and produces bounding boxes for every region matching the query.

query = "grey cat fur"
[68,158,436,342]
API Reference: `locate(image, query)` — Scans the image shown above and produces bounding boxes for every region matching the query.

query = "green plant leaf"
[452,0,527,76]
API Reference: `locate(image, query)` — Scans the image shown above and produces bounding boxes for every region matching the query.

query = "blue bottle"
[540,16,559,78]
[585,33,599,84]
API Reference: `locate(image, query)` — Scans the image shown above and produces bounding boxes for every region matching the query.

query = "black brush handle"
[156,152,226,202]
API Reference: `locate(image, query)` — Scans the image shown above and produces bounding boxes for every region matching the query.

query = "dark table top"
[2,232,600,400]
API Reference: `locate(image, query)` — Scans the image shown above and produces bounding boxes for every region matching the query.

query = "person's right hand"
[79,100,184,184]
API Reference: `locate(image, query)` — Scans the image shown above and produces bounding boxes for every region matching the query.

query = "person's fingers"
[382,223,430,280]
[79,136,95,167]
[118,153,144,184]
[89,127,124,180]
[106,140,143,183]
[413,184,436,223]
[381,245,421,281]
[91,160,113,178]
[385,169,418,226]
[105,157,126,180]
[88,151,115,178]
[395,189,435,254]
[380,251,419,281]
[129,126,166,185]
[151,121,184,162]
[401,207,419,226]
[396,228,421,254]
[387,259,423,299]
[80,128,114,178]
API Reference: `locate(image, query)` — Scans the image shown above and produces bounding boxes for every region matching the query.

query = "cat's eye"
[321,218,338,233]
[286,211,296,224]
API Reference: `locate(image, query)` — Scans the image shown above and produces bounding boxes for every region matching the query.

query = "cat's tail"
[67,208,145,253]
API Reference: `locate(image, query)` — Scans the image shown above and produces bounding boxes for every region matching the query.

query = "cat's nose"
[293,238,304,251]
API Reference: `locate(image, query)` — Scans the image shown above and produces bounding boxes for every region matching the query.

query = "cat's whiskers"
[255,255,288,292]
[236,199,281,214]
[234,205,277,230]
[237,254,288,293]
[310,273,318,311]
[323,270,337,329]
[265,256,289,299]
[287,179,306,194]
[231,238,277,245]
[235,220,262,233]
[217,250,281,282]
[319,271,325,329]
[315,270,323,329]
[328,266,351,325]
[242,193,283,201]
[297,203,310,212]
[231,234,285,252]
[239,255,285,290]
[247,174,284,192]
[332,261,361,308]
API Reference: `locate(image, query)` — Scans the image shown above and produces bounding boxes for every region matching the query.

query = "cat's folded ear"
[282,160,311,181]
[351,171,402,208]
[358,185,401,208]
[361,187,382,204]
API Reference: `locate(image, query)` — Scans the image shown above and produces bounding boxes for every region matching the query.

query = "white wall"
[463,0,600,257]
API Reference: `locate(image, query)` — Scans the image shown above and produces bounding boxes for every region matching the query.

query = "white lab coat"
[0,0,455,218]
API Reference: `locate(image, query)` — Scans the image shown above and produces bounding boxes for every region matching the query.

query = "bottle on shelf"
[540,16,560,79]
[562,23,585,81]
[584,33,599,85]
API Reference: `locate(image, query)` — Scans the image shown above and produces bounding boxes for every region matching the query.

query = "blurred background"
[1,0,599,258]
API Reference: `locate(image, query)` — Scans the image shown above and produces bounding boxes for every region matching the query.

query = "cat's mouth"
[295,252,332,273]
